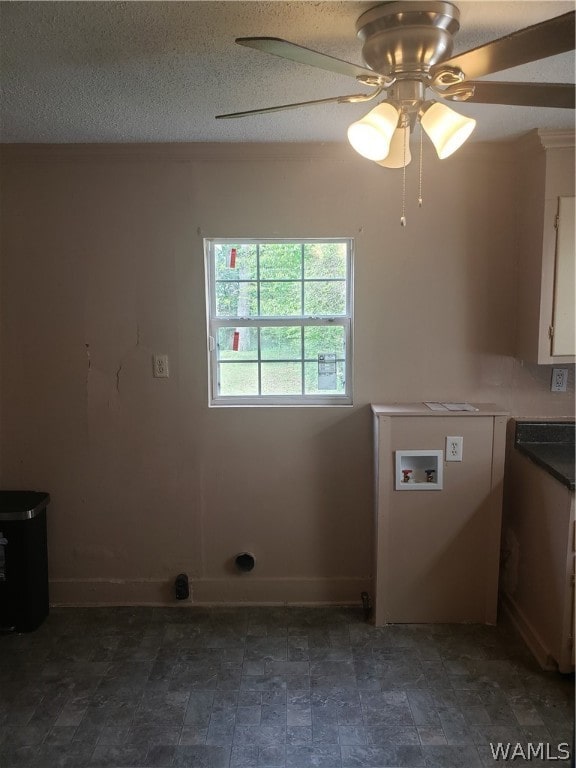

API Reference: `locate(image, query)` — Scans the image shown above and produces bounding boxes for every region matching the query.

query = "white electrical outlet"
[446,436,463,462]
[153,354,169,378]
[551,368,568,392]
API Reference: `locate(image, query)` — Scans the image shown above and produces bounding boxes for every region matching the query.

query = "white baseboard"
[49,576,371,607]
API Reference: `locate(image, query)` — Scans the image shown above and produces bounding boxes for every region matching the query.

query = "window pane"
[261,327,302,360]
[305,360,346,394]
[207,238,352,404]
[219,363,259,396]
[217,327,258,360]
[304,242,347,279]
[304,281,346,315]
[259,243,302,280]
[260,281,301,316]
[215,243,257,280]
[261,362,302,395]
[304,326,345,359]
[215,281,258,317]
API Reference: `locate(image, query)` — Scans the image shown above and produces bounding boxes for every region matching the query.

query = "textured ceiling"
[1,0,574,144]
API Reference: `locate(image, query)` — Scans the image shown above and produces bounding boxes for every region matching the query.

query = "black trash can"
[0,491,50,632]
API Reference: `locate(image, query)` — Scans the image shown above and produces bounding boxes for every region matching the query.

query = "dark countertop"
[515,421,575,491]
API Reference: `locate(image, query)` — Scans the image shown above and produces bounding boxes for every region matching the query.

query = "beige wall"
[0,141,574,605]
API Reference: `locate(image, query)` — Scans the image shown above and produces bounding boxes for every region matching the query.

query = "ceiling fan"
[216,1,575,170]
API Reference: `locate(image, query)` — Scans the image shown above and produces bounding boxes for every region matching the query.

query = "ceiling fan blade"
[216,93,369,119]
[431,11,575,81]
[236,37,376,80]
[442,81,575,109]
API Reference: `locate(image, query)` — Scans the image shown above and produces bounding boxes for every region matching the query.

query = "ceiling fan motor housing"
[356,1,461,77]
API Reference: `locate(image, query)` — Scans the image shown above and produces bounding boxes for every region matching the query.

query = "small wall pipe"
[235,552,255,572]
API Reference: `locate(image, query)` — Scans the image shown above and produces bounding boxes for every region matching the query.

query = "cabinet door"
[551,196,575,356]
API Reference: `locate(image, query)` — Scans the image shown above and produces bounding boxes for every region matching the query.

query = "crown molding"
[537,129,576,149]
[516,128,575,151]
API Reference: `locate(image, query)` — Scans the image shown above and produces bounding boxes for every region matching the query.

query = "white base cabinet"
[501,448,575,673]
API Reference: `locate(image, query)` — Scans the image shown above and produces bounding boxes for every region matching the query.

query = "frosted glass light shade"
[420,102,476,159]
[347,102,399,161]
[377,125,411,168]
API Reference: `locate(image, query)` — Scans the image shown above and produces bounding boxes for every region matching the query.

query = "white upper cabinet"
[515,130,575,364]
[551,196,575,357]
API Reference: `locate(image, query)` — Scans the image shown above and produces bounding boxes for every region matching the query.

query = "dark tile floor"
[0,606,573,768]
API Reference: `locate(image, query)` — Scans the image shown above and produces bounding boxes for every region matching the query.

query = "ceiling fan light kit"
[348,99,477,166]
[218,1,575,223]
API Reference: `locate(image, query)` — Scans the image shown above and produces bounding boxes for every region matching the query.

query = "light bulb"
[420,102,476,159]
[377,125,411,168]
[347,102,400,162]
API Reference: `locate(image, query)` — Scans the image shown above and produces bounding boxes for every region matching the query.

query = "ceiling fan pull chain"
[418,123,423,208]
[400,115,407,227]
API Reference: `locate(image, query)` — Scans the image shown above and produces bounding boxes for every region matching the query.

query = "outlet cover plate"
[446,436,463,462]
[551,368,568,392]
[153,354,169,378]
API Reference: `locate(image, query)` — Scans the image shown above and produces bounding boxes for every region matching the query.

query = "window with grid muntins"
[204,239,353,406]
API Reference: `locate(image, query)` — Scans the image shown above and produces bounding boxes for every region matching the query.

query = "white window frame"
[204,238,354,407]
